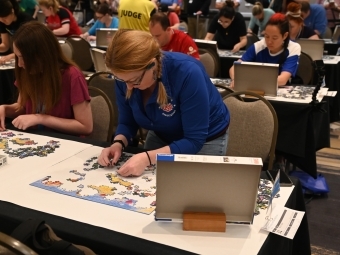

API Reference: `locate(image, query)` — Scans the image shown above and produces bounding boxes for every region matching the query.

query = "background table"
[0,129,311,255]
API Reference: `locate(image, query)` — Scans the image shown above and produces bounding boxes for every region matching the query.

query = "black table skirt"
[0,130,311,255]
[0,69,17,105]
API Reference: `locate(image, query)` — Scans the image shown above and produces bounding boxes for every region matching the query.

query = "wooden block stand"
[183,211,226,232]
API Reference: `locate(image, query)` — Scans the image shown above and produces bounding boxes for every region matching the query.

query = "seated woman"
[39,0,81,37]
[248,2,275,36]
[80,3,119,41]
[0,0,32,65]
[229,13,301,87]
[0,21,93,135]
[286,2,319,40]
[204,0,247,52]
[98,30,230,177]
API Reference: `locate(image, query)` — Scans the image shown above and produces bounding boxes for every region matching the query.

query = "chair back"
[214,84,243,100]
[179,22,188,32]
[246,33,260,50]
[199,48,219,77]
[324,27,332,39]
[296,51,314,85]
[0,232,38,255]
[224,91,278,170]
[65,36,93,71]
[88,86,115,142]
[87,72,118,134]
[60,43,73,60]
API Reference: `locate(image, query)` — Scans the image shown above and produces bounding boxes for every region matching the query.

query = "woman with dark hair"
[286,2,319,40]
[80,3,119,41]
[0,21,93,135]
[0,0,32,64]
[229,13,301,86]
[204,0,247,52]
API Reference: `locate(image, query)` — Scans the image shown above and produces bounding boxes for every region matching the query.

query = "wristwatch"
[112,140,125,151]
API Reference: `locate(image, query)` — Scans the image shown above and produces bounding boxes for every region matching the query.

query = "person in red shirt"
[158,3,180,29]
[149,12,199,60]
[39,0,81,37]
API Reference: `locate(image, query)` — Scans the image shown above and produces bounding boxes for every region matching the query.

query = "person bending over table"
[229,13,301,87]
[204,0,247,52]
[38,0,81,37]
[286,2,319,40]
[149,12,200,60]
[0,21,93,135]
[0,0,32,65]
[248,2,275,36]
[80,3,119,42]
[98,29,230,177]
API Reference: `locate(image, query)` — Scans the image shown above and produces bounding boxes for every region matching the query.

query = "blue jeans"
[144,130,229,156]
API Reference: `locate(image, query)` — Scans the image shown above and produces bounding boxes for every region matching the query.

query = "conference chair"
[214,84,243,100]
[179,21,188,32]
[323,27,332,39]
[87,72,118,136]
[60,43,73,60]
[224,91,278,170]
[65,36,94,75]
[199,48,220,77]
[0,232,38,255]
[246,32,260,50]
[87,86,115,143]
[296,51,314,85]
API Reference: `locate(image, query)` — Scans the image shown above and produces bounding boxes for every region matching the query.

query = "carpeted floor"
[307,122,340,255]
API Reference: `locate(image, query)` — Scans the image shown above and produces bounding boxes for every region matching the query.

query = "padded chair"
[60,43,73,60]
[199,48,220,77]
[224,91,278,170]
[65,36,94,74]
[88,86,115,143]
[199,52,215,77]
[323,27,332,39]
[214,84,243,100]
[179,21,188,32]
[87,72,118,135]
[246,32,260,50]
[0,232,38,255]
[296,51,314,85]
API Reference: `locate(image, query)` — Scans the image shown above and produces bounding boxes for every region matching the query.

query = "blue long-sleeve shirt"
[115,51,230,154]
[88,17,119,36]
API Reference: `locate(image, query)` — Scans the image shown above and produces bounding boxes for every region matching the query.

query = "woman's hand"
[117,152,150,177]
[98,143,123,166]
[12,114,42,130]
[0,106,6,131]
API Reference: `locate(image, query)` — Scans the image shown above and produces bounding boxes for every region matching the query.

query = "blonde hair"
[252,2,263,16]
[38,0,60,13]
[106,30,168,106]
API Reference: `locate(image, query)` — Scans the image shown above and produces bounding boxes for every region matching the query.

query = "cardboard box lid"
[155,154,262,225]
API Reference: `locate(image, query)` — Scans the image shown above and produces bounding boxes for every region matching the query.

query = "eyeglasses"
[114,62,156,86]
[96,15,105,20]
[217,19,232,25]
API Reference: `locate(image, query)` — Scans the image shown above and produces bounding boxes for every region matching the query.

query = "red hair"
[286,2,303,25]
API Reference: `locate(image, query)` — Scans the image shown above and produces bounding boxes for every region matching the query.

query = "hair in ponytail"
[252,2,263,16]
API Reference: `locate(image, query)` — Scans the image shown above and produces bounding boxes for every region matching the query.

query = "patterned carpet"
[309,122,340,255]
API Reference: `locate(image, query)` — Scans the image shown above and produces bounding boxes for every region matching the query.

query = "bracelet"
[145,151,152,166]
[112,140,125,151]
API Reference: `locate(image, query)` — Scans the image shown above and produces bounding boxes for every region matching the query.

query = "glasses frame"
[114,62,156,86]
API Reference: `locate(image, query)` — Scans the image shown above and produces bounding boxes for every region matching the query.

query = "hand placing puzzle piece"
[0,155,8,167]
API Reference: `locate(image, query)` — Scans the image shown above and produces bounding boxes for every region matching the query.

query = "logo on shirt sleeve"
[187,46,197,55]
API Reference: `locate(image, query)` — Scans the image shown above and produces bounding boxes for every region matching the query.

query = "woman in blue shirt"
[80,3,118,41]
[229,13,301,86]
[98,30,230,177]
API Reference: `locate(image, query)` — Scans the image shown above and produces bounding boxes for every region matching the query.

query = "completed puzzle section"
[30,146,156,215]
